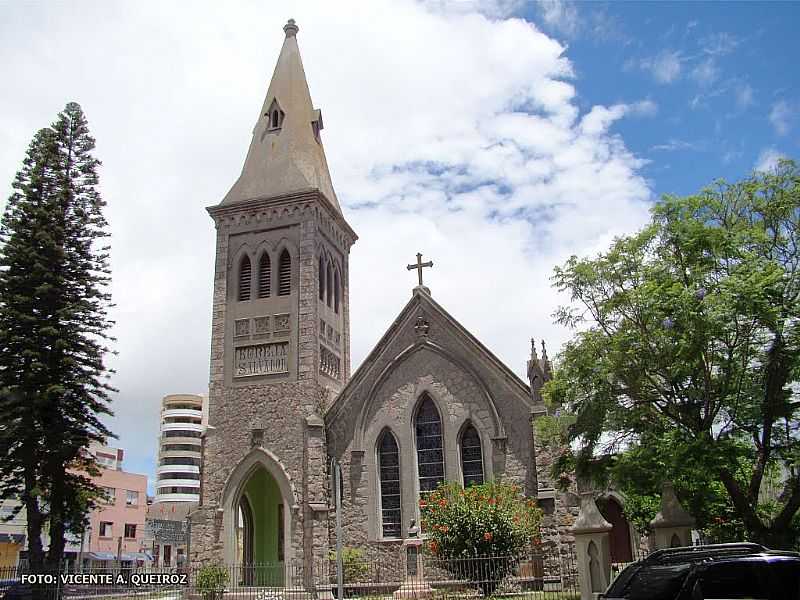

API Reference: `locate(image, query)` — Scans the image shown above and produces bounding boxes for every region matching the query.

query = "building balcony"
[157,465,200,475]
[161,408,203,421]
[154,492,199,503]
[162,394,204,409]
[160,449,201,459]
[161,422,203,434]
[156,478,201,488]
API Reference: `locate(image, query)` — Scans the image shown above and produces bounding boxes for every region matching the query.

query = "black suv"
[601,543,800,599]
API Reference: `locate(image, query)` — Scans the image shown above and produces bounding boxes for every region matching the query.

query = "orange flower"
[419,499,427,508]
[438,499,447,507]
[488,497,496,505]
[483,532,493,541]
[429,540,439,554]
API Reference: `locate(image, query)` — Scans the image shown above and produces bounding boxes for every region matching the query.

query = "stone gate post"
[570,492,612,600]
[650,481,695,549]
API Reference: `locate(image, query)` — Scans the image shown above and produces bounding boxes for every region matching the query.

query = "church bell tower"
[192,19,357,571]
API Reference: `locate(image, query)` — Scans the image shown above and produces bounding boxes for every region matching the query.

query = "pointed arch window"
[278,250,292,296]
[258,253,271,299]
[334,268,341,314]
[378,430,401,538]
[460,424,484,487]
[415,396,444,495]
[238,256,252,301]
[319,256,326,302]
[326,263,333,308]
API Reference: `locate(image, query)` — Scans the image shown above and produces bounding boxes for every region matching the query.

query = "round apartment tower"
[156,394,206,503]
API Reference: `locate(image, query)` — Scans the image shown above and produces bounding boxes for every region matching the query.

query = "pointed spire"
[527,337,542,387]
[221,19,341,212]
[539,339,552,381]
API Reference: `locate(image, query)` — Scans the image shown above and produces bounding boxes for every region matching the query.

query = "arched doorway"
[597,496,633,563]
[221,449,295,586]
[236,466,285,586]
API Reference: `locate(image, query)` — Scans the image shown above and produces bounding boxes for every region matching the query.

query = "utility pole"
[116,536,122,574]
[330,458,343,600]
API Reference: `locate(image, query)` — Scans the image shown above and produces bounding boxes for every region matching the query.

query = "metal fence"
[0,544,579,600]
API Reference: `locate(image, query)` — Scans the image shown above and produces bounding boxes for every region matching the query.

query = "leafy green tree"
[420,481,542,594]
[0,103,115,572]
[545,160,800,549]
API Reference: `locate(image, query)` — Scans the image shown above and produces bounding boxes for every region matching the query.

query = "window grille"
[460,424,484,487]
[415,396,444,494]
[278,250,291,296]
[378,430,401,538]
[258,253,271,298]
[238,256,251,301]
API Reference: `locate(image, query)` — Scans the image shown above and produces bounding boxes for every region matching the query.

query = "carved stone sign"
[234,318,250,337]
[274,313,290,332]
[235,342,289,377]
[254,316,270,334]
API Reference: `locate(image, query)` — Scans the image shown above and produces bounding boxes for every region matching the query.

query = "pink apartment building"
[84,467,149,566]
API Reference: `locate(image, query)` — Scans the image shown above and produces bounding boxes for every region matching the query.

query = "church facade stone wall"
[325,291,538,562]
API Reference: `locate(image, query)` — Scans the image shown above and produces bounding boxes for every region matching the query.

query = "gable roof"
[325,286,533,428]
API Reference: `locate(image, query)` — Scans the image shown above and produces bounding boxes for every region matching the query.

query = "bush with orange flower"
[419,481,542,593]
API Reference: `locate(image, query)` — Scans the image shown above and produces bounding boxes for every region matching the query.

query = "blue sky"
[0,0,797,485]
[529,1,798,196]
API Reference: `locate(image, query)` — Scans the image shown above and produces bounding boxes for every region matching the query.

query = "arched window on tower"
[460,424,484,487]
[326,262,333,308]
[334,268,341,314]
[278,250,292,296]
[272,110,279,128]
[319,256,326,302]
[415,395,444,495]
[258,253,271,299]
[377,430,401,538]
[238,255,252,301]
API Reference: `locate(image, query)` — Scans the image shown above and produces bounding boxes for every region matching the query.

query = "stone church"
[190,20,634,575]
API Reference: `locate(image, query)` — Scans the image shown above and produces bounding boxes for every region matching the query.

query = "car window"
[613,564,692,600]
[697,562,765,599]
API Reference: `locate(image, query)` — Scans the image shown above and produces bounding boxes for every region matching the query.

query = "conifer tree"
[0,103,115,571]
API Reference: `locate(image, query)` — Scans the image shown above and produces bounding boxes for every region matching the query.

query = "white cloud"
[629,99,659,117]
[699,32,740,57]
[422,0,522,18]
[536,0,581,38]
[651,139,705,152]
[769,100,793,136]
[755,147,787,172]
[639,50,682,84]
[0,1,652,482]
[690,58,718,87]
[735,83,754,109]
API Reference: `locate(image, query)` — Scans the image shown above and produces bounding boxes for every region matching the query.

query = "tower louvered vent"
[278,250,292,296]
[238,256,251,301]
[258,253,271,298]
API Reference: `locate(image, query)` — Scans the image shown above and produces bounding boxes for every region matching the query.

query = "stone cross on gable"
[406,252,433,286]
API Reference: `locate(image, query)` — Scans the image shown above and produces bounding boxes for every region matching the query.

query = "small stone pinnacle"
[284,19,299,37]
